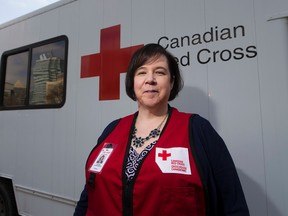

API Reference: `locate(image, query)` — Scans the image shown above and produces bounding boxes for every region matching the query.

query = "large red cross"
[158,150,171,161]
[81,25,143,100]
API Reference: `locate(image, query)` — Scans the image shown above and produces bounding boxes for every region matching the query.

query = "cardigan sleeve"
[73,186,88,216]
[191,115,250,216]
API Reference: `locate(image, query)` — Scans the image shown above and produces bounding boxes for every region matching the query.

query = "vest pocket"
[158,186,204,216]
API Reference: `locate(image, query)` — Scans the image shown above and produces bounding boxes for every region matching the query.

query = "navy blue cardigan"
[74,112,249,216]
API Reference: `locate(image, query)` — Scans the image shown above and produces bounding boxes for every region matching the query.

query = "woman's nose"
[145,72,156,84]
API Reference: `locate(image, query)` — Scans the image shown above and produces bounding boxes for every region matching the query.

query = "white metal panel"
[22,16,41,45]
[76,0,104,182]
[78,0,103,55]
[76,0,104,154]
[5,21,26,49]
[255,1,288,213]
[17,190,74,216]
[0,112,19,176]
[51,0,80,200]
[38,6,60,40]
[131,0,166,43]
[102,0,131,29]
[0,25,13,52]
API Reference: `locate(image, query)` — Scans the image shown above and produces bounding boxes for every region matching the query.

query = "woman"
[74,43,249,216]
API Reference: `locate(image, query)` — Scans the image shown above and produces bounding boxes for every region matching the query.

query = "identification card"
[89,143,114,173]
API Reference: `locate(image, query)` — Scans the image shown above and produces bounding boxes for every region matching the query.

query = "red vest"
[85,108,206,216]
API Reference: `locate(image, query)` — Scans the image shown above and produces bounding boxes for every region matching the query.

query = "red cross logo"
[158,150,171,161]
[81,25,143,100]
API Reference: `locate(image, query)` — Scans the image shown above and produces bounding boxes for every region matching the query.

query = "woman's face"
[133,55,173,110]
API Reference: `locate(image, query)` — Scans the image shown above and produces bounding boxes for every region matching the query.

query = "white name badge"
[89,143,114,173]
[155,147,191,175]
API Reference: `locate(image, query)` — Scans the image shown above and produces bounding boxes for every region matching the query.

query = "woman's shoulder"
[97,119,121,144]
[190,113,211,126]
[171,107,211,127]
[103,119,121,133]
[101,113,135,137]
[190,114,219,137]
[172,108,217,137]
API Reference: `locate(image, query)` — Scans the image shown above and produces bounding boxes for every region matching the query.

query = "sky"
[0,0,60,25]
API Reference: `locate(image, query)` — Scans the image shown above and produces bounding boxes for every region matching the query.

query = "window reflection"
[29,41,66,105]
[4,52,28,106]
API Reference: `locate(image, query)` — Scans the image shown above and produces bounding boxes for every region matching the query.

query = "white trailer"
[0,0,287,215]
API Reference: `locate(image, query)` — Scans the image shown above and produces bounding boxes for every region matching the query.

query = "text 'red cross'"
[158,150,171,161]
[80,25,143,100]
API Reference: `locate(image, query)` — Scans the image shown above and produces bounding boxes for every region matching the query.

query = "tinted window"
[0,36,68,110]
[4,52,29,107]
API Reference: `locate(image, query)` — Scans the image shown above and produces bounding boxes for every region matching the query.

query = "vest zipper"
[123,180,133,216]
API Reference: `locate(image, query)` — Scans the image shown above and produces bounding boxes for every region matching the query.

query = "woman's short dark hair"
[125,43,183,101]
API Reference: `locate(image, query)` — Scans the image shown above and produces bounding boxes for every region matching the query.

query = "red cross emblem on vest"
[80,25,143,100]
[158,150,171,161]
